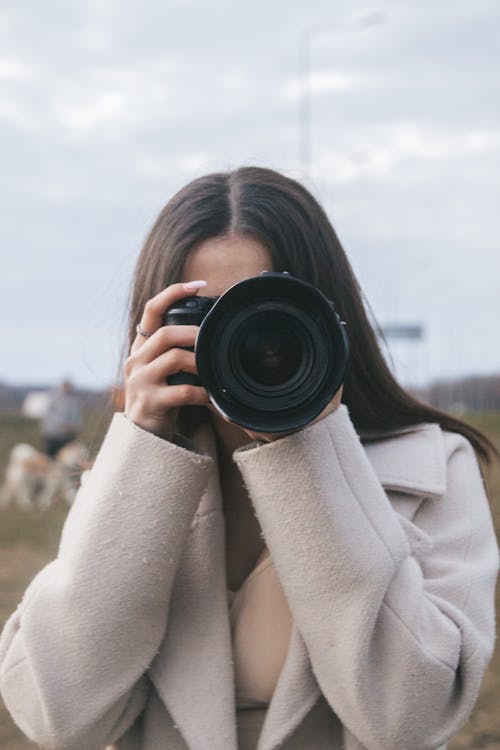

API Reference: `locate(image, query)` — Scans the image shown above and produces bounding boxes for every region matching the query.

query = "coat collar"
[361,422,447,500]
[148,414,447,750]
[148,421,238,749]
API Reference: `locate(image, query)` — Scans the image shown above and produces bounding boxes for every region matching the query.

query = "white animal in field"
[38,441,91,510]
[0,444,51,511]
[0,441,91,512]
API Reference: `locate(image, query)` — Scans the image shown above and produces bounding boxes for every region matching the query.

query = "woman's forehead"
[181,234,273,297]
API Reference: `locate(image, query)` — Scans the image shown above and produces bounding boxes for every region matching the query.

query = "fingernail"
[183,280,207,291]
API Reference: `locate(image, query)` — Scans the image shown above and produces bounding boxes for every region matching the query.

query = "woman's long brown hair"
[124,166,497,466]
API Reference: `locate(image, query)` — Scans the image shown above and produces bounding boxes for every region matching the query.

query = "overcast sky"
[1,0,499,389]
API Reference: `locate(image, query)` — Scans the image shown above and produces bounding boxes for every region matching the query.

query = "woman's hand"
[124,281,210,441]
[240,385,344,444]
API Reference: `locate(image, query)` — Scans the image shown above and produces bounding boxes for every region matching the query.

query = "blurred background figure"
[40,379,83,457]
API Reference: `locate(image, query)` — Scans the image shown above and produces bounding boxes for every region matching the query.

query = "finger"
[145,347,199,382]
[154,383,210,408]
[125,386,209,430]
[132,280,207,352]
[130,325,200,365]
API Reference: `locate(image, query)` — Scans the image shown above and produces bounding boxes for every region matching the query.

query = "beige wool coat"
[0,404,498,750]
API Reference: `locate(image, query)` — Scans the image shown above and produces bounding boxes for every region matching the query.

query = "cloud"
[313,123,500,183]
[283,69,368,100]
[0,57,31,80]
[132,150,216,181]
[55,91,130,135]
[0,98,34,132]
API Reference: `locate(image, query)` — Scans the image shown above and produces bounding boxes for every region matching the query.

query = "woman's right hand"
[124,281,210,440]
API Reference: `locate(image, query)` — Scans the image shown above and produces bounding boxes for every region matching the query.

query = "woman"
[0,166,498,750]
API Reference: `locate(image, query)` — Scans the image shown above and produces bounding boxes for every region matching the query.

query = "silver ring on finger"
[136,323,155,338]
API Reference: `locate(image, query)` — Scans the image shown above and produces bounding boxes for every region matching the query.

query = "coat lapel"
[256,626,321,750]
[148,421,237,750]
[256,421,447,750]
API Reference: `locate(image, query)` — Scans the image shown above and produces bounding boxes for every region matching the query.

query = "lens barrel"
[193,272,348,433]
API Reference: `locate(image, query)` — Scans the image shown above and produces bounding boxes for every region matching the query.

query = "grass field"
[0,409,499,749]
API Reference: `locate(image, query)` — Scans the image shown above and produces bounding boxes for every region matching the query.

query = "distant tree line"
[0,383,109,416]
[0,374,499,417]
[412,374,500,413]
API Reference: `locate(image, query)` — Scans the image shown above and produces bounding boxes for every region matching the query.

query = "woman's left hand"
[242,385,344,444]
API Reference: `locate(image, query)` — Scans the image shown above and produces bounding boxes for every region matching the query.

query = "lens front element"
[238,312,304,387]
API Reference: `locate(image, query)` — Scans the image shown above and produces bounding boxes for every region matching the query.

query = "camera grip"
[167,372,200,386]
[166,345,201,387]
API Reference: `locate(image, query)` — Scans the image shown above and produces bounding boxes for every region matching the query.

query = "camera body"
[163,272,349,433]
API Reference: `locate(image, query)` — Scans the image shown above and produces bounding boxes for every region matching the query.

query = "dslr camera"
[163,271,349,434]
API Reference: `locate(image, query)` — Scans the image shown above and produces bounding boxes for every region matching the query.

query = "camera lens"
[195,273,349,432]
[238,313,302,386]
[223,307,316,409]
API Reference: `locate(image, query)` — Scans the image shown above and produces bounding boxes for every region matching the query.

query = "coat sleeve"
[0,413,213,750]
[233,404,499,750]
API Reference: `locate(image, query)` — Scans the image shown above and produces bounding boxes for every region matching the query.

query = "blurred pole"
[299,29,312,176]
[299,11,386,176]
